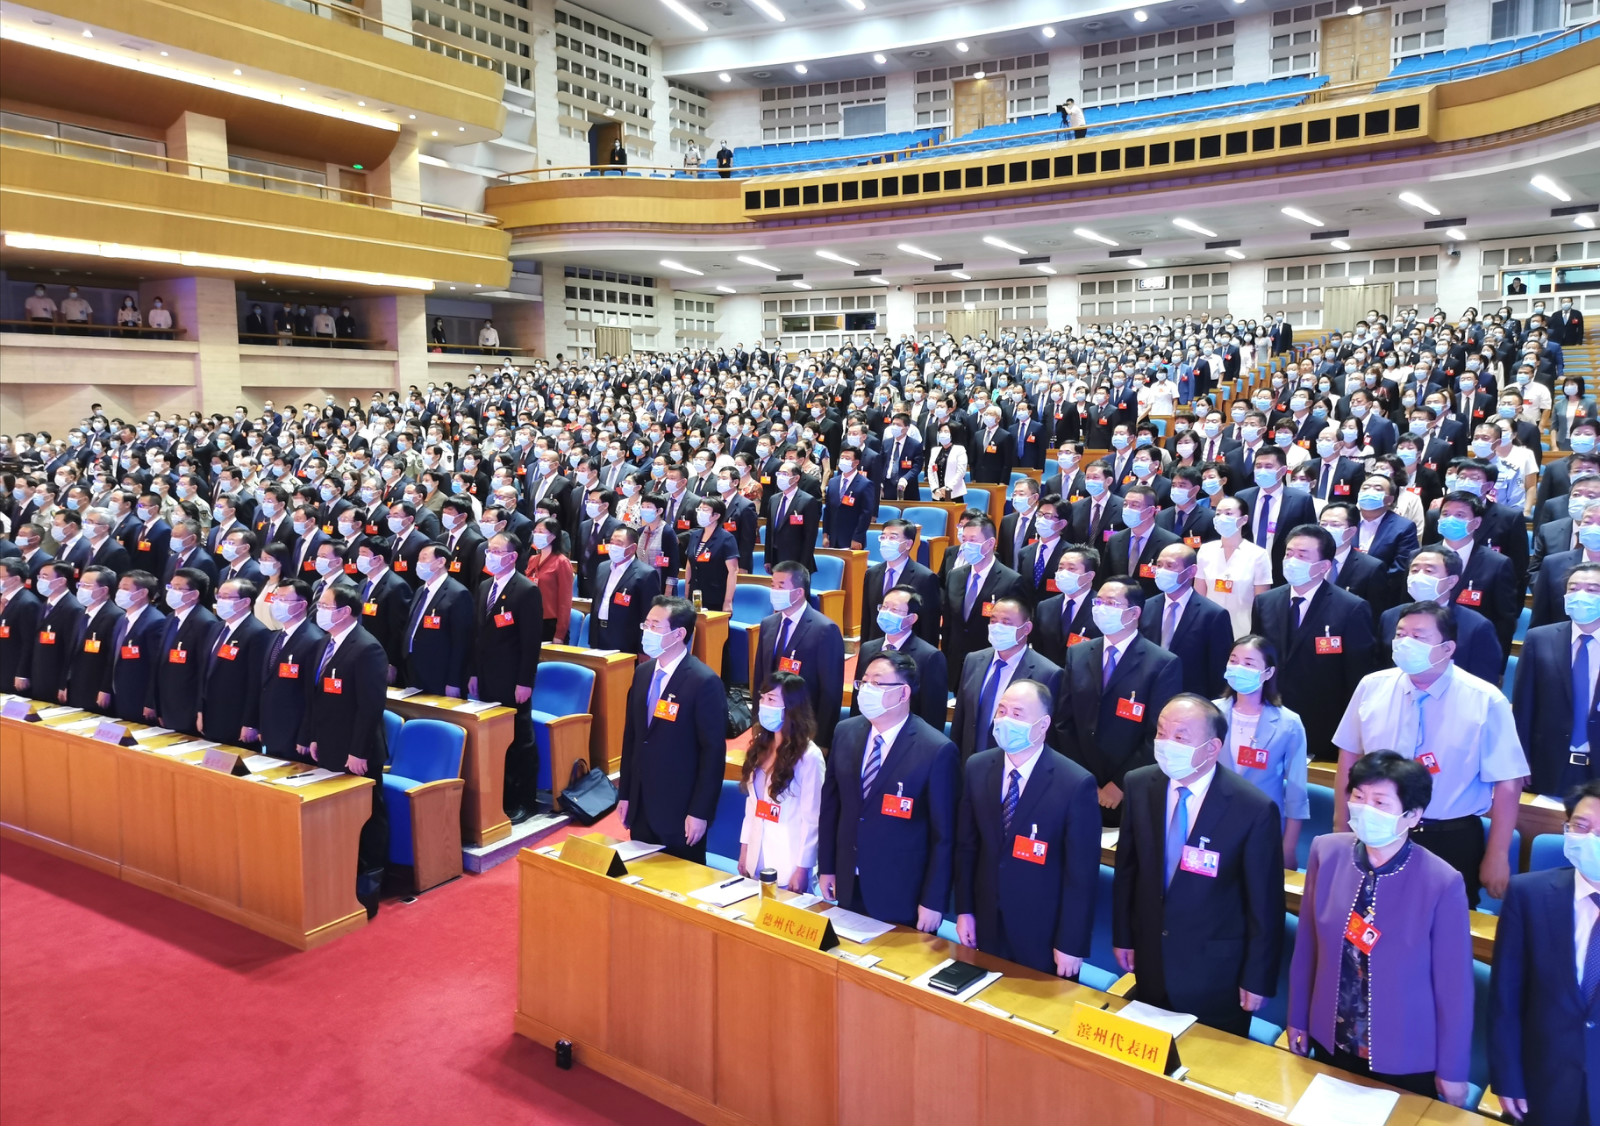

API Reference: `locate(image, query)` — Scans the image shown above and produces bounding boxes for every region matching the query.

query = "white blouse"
[1195,537,1273,639]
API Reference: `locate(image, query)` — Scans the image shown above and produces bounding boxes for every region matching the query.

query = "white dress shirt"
[597,555,633,622]
[999,744,1046,805]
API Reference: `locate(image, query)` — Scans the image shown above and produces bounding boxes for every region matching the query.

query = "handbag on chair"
[558,758,619,826]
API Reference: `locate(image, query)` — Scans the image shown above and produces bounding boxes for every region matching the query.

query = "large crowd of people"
[0,296,1591,1119]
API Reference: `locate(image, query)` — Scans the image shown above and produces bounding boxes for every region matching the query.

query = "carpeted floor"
[0,811,693,1126]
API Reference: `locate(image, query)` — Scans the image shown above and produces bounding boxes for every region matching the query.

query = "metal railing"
[0,319,187,338]
[0,128,499,226]
[261,0,505,72]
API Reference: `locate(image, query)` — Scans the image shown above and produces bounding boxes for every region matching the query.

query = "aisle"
[0,813,689,1126]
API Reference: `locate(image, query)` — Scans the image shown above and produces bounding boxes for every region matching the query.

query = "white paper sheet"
[274,767,341,787]
[1528,794,1566,811]
[131,727,174,741]
[36,705,81,720]
[612,840,666,862]
[386,686,422,700]
[909,958,1004,1003]
[242,754,287,773]
[452,699,500,714]
[1101,827,1121,849]
[822,906,895,944]
[152,739,219,757]
[783,893,822,910]
[57,717,102,734]
[688,876,761,907]
[1117,1000,1199,1039]
[1287,1074,1401,1126]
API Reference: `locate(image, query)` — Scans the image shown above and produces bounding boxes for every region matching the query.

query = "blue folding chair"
[704,779,747,873]
[382,717,465,891]
[383,709,403,749]
[813,554,845,592]
[1295,784,1336,871]
[529,661,595,792]
[567,608,589,648]
[902,506,949,540]
[726,584,772,687]
[1528,832,1568,871]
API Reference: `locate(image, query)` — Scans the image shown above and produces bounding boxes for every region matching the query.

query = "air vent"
[1019,255,1052,265]
[933,263,965,271]
[1205,239,1243,249]
[1423,217,1468,229]
[1310,229,1352,240]
[775,273,804,282]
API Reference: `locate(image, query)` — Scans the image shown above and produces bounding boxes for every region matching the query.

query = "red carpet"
[0,815,693,1126]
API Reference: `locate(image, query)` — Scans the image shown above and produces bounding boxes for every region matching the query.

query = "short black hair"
[652,594,697,643]
[1565,778,1600,817]
[1396,599,1458,644]
[1286,523,1336,561]
[772,560,811,594]
[1347,750,1433,815]
[861,647,920,694]
[886,583,923,619]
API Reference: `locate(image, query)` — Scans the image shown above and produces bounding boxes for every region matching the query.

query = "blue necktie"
[964,568,982,618]
[1165,785,1192,889]
[1002,768,1021,834]
[316,638,336,680]
[861,733,884,799]
[773,617,792,671]
[1575,635,1592,749]
[162,613,181,653]
[976,656,1007,754]
[1586,893,1600,1003]
[1034,546,1048,588]
[645,665,667,725]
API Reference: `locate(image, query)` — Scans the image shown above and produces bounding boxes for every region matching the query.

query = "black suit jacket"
[618,653,725,857]
[860,558,942,647]
[295,624,388,770]
[402,578,473,695]
[851,633,948,730]
[1420,501,1529,594]
[1512,622,1600,797]
[471,571,543,701]
[765,489,820,573]
[1156,503,1218,546]
[386,527,433,589]
[1332,549,1389,621]
[950,646,1063,762]
[349,569,412,673]
[1235,486,1317,584]
[955,748,1101,974]
[146,606,221,734]
[1101,525,1181,598]
[577,515,623,599]
[26,593,85,701]
[1069,492,1123,550]
[1441,539,1520,657]
[1056,634,1183,821]
[819,714,959,926]
[942,561,1027,677]
[441,527,487,592]
[589,558,663,655]
[197,615,272,744]
[1031,591,1099,667]
[1112,764,1285,1036]
[106,605,166,723]
[756,606,845,746]
[1377,601,1502,686]
[64,600,122,711]
[162,547,219,596]
[1531,547,1587,630]
[127,519,172,583]
[1139,592,1233,699]
[1017,538,1070,606]
[255,618,329,757]
[1250,582,1377,758]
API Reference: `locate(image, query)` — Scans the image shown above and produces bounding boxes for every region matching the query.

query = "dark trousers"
[628,791,707,864]
[1073,128,1088,139]
[501,702,535,810]
[1414,814,1487,907]
[357,779,389,902]
[1312,1041,1435,1099]
[541,616,559,643]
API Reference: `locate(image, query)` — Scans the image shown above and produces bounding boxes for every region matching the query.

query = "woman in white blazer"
[925,422,969,502]
[739,672,826,891]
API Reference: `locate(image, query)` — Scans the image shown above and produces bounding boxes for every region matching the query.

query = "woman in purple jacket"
[1288,750,1474,1106]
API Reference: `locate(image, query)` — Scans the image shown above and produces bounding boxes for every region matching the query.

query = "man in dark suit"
[215,529,264,590]
[470,533,544,822]
[437,499,485,593]
[0,558,42,693]
[127,494,172,584]
[297,582,389,915]
[576,486,622,599]
[21,561,83,704]
[860,520,941,648]
[942,516,1027,679]
[383,501,432,590]
[1490,780,1600,1126]
[822,450,874,550]
[160,518,219,599]
[765,461,821,574]
[350,540,412,684]
[955,678,1101,976]
[1112,694,1285,1036]
[1057,579,1183,826]
[1549,298,1586,346]
[874,415,924,504]
[1430,491,1521,655]
[1070,467,1123,554]
[1321,504,1389,615]
[1513,563,1600,798]
[142,568,220,735]
[757,561,845,747]
[288,504,330,581]
[1156,468,1217,547]
[1141,543,1232,699]
[716,468,759,573]
[1306,441,1364,504]
[63,564,121,712]
[254,579,327,760]
[590,526,662,656]
[400,546,472,698]
[820,649,960,929]
[1101,485,1179,599]
[619,596,726,863]
[1236,447,1317,584]
[1377,549,1504,684]
[1351,477,1420,585]
[195,578,271,746]
[1446,460,1531,593]
[105,570,165,724]
[852,586,948,730]
[971,407,1015,484]
[950,598,1063,762]
[1251,525,1378,760]
[48,511,94,576]
[81,510,130,577]
[998,479,1043,575]
[1032,545,1101,666]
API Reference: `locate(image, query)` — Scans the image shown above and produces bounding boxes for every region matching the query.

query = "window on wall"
[913,283,1048,327]
[1392,3,1447,59]
[916,54,1050,127]
[411,0,533,88]
[761,293,887,350]
[1081,25,1233,107]
[553,3,654,157]
[562,265,660,349]
[668,80,711,155]
[1490,0,1563,38]
[760,76,886,143]
[1264,252,1439,327]
[1270,3,1337,77]
[1077,272,1230,318]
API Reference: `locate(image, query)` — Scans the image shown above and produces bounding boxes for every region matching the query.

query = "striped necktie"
[861,733,885,799]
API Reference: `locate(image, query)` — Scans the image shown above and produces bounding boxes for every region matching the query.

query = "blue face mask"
[1213,513,1242,537]
[1437,515,1470,541]
[1084,479,1107,497]
[1573,435,1597,454]
[1281,556,1315,586]
[1565,591,1600,624]
[1223,664,1268,695]
[758,703,785,734]
[959,540,987,566]
[876,608,908,635]
[1398,448,1418,466]
[1253,468,1280,490]
[992,716,1039,754]
[1310,407,1327,421]
[1581,526,1600,552]
[1201,478,1223,496]
[1357,491,1386,511]
[1111,434,1130,450]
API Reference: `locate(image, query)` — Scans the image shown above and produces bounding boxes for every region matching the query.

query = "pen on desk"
[717,877,744,889]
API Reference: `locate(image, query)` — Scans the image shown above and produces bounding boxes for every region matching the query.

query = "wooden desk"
[384,692,513,847]
[542,645,635,775]
[0,705,371,949]
[694,610,729,677]
[518,843,1485,1126]
[816,547,868,640]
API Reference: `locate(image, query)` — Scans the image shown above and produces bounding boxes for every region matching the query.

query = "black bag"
[725,686,753,738]
[558,758,618,826]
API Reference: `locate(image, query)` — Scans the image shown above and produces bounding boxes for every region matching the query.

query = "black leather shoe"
[506,805,533,825]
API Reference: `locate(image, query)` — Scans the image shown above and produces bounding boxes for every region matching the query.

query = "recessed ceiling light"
[843,0,865,9]
[458,126,466,131]
[983,235,1027,254]
[1041,26,1056,37]
[409,114,416,119]
[1397,191,1439,215]
[873,53,887,64]
[661,0,710,31]
[1223,248,1246,259]
[1347,4,1362,13]
[1329,239,1351,251]
[897,243,941,260]
[816,249,859,266]
[432,131,439,136]
[1444,227,1466,241]
[955,41,969,52]
[232,68,243,75]
[868,276,891,284]
[159,50,168,55]
[972,70,986,79]
[1576,214,1597,230]
[1036,264,1057,274]
[660,258,704,275]
[1073,227,1119,246]
[1126,258,1148,268]
[81,28,93,38]
[949,271,971,280]
[792,280,812,289]
[1172,217,1217,237]
[1133,9,1149,21]
[1530,174,1572,202]
[737,255,779,271]
[1281,206,1325,226]
[748,0,788,22]
[718,72,732,82]
[449,286,456,290]
[794,64,808,74]
[357,101,366,107]
[715,285,736,293]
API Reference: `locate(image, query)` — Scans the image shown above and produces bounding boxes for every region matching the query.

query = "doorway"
[951,77,1008,139]
[588,121,623,171]
[1320,8,1393,84]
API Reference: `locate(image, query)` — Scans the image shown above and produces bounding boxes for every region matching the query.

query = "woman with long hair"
[738,672,826,892]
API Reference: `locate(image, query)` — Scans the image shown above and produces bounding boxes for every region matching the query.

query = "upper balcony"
[1,0,506,142]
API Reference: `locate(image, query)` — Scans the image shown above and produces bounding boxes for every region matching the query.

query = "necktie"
[1243,446,1255,475]
[645,665,667,724]
[1257,492,1273,544]
[1575,636,1593,748]
[773,616,792,671]
[316,637,336,679]
[1290,595,1305,628]
[1063,598,1077,636]
[964,568,982,618]
[1586,893,1600,1002]
[976,656,1008,754]
[162,613,181,654]
[773,493,787,530]
[72,608,89,651]
[861,733,885,799]
[1014,516,1031,570]
[110,612,128,661]
[1034,545,1049,588]
[267,629,287,669]
[1017,427,1026,457]
[1414,687,1430,755]
[1161,599,1181,648]
[1002,768,1021,833]
[1102,644,1119,690]
[1318,461,1331,499]
[1165,785,1192,889]
[407,588,433,651]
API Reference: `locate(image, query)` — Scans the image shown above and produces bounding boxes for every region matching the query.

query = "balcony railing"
[261,0,508,75]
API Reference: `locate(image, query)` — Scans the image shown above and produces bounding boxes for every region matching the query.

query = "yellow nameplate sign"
[558,835,627,877]
[1067,1002,1179,1076]
[751,897,839,951]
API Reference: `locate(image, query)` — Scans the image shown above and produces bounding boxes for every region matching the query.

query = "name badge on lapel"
[1114,692,1144,721]
[1012,826,1048,864]
[1179,837,1220,877]
[323,676,343,694]
[1344,911,1380,953]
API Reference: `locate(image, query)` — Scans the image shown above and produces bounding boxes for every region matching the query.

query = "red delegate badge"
[1344,912,1380,954]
